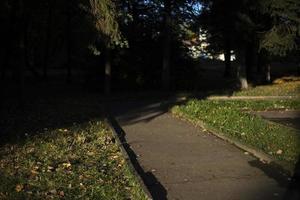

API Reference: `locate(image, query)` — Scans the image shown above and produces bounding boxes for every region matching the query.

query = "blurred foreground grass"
[0,121,147,200]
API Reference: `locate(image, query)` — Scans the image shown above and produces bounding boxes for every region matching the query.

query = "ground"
[1,74,299,199]
[0,80,148,200]
[108,99,295,200]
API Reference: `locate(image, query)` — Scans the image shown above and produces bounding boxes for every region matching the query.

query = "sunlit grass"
[234,78,300,97]
[172,99,300,164]
[0,121,147,200]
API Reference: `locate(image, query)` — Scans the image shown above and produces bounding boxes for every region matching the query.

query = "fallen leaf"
[276,149,283,155]
[62,162,71,168]
[50,189,57,195]
[59,191,64,196]
[31,169,39,175]
[15,184,23,192]
[87,151,95,156]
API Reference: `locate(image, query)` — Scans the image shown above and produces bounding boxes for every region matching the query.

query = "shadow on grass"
[0,80,106,146]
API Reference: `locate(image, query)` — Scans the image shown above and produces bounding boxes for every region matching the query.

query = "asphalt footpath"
[108,99,295,200]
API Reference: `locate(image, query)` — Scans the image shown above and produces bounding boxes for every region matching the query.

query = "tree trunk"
[24,15,40,79]
[245,43,255,82]
[66,0,72,82]
[104,48,111,95]
[16,0,25,108]
[162,0,172,91]
[257,52,263,74]
[236,49,248,90]
[1,37,8,81]
[258,49,271,83]
[1,0,18,81]
[43,0,55,80]
[0,21,6,80]
[224,38,231,77]
[265,64,271,83]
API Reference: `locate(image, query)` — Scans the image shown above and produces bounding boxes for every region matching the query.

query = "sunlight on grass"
[172,99,300,165]
[0,121,147,200]
[234,78,300,97]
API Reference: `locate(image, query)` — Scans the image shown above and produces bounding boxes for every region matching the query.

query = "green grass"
[172,99,300,165]
[0,121,148,200]
[233,80,300,97]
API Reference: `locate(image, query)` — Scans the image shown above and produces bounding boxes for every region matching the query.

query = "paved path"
[255,110,300,130]
[109,100,292,200]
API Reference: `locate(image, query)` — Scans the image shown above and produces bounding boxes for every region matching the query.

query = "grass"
[0,81,148,200]
[172,99,300,165]
[0,120,148,200]
[233,78,300,97]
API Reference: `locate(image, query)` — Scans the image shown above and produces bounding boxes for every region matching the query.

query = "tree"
[161,0,172,91]
[90,0,122,94]
[256,0,300,82]
[198,0,300,88]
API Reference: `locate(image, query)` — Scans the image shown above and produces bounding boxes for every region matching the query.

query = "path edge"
[105,117,153,200]
[206,95,298,100]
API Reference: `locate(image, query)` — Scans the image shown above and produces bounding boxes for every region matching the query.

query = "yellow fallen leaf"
[276,149,283,155]
[62,163,71,168]
[31,169,39,175]
[87,151,95,156]
[15,184,23,192]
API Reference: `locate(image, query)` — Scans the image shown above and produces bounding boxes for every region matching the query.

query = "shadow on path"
[248,160,290,188]
[107,116,167,200]
[283,157,300,200]
[106,97,177,125]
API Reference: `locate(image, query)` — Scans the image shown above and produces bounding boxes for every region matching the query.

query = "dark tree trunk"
[104,47,111,95]
[24,16,40,79]
[43,0,55,80]
[1,0,18,81]
[0,21,6,80]
[236,49,248,89]
[224,37,231,78]
[162,0,172,91]
[245,43,255,82]
[66,0,72,82]
[258,49,271,83]
[257,53,263,74]
[1,37,8,81]
[14,0,26,108]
